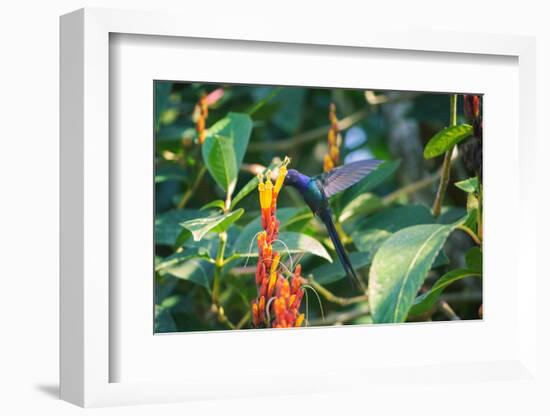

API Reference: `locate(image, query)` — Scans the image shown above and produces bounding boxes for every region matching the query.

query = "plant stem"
[236,310,251,330]
[438,300,460,320]
[212,231,228,305]
[305,277,369,306]
[177,165,207,209]
[456,224,482,245]
[247,109,368,152]
[382,171,441,206]
[432,94,458,217]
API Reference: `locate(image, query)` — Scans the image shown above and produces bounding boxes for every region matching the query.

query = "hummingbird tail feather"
[319,210,364,291]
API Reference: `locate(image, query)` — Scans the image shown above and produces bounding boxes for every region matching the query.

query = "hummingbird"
[284,159,383,290]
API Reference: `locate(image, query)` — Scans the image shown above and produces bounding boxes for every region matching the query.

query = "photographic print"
[154,82,482,333]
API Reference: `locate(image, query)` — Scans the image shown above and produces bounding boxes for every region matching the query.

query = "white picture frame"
[60,7,539,408]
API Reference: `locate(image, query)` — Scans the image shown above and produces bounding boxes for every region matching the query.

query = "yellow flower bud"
[270,252,281,276]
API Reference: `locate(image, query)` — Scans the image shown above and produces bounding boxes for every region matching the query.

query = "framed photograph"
[60,7,539,408]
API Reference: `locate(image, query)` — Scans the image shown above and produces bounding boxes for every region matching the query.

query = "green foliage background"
[154,82,482,332]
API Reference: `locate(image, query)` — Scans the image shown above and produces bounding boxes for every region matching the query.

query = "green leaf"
[465,246,482,273]
[199,200,225,212]
[455,177,479,193]
[155,305,177,333]
[155,247,212,272]
[338,193,382,223]
[155,209,203,246]
[341,159,401,208]
[423,124,473,159]
[206,112,252,169]
[351,204,434,255]
[201,134,238,193]
[163,258,213,291]
[231,175,260,209]
[233,231,332,262]
[181,209,244,241]
[368,223,455,323]
[408,268,481,316]
[311,251,372,285]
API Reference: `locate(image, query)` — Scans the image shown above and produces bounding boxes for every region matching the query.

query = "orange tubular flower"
[323,103,341,172]
[251,157,305,329]
[192,88,224,145]
[192,93,209,144]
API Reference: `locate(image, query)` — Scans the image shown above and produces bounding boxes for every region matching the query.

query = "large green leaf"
[351,204,434,255]
[181,209,244,241]
[206,112,252,169]
[423,124,473,159]
[310,251,372,285]
[341,159,401,208]
[155,247,212,272]
[338,193,382,223]
[155,209,203,246]
[408,268,481,316]
[233,231,331,262]
[369,223,455,323]
[163,258,213,291]
[201,134,238,193]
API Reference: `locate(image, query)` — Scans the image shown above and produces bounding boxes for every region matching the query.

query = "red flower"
[251,158,305,328]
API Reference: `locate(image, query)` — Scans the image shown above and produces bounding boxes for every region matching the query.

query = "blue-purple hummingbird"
[284,159,382,289]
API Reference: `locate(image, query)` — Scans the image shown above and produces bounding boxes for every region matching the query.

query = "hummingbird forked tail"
[318,208,366,293]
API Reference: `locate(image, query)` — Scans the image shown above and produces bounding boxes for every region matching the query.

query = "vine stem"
[432,94,457,217]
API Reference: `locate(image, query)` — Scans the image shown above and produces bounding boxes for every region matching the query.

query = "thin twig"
[247,109,368,152]
[438,300,460,320]
[382,171,440,206]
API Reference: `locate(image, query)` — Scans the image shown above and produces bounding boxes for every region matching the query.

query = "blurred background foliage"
[154,81,482,332]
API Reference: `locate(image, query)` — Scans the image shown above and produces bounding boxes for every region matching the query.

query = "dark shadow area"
[34,383,59,399]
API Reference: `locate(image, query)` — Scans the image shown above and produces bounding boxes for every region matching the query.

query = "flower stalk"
[323,103,342,172]
[251,157,306,328]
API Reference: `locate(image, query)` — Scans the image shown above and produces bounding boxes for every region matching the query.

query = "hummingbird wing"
[319,159,383,198]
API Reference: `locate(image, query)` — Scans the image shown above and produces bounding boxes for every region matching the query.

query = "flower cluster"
[251,157,305,328]
[464,95,482,140]
[461,95,483,178]
[323,103,341,172]
[192,93,209,144]
[192,88,225,144]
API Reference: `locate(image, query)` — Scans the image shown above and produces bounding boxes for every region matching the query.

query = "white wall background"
[0,1,548,414]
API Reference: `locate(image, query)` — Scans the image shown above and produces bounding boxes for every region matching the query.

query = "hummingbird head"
[284,169,309,191]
